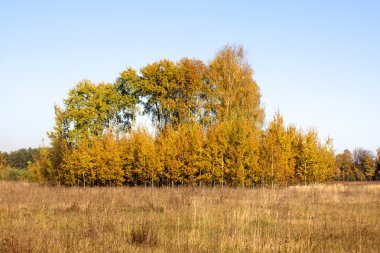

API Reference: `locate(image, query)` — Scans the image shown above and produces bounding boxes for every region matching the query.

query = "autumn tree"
[353,148,376,181]
[208,45,264,127]
[54,80,138,147]
[138,58,209,130]
[156,127,183,186]
[203,123,229,186]
[120,128,161,186]
[335,149,355,181]
[59,133,124,186]
[28,147,54,183]
[260,112,295,187]
[314,137,336,182]
[205,119,261,187]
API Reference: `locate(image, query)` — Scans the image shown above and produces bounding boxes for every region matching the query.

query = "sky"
[0,0,379,154]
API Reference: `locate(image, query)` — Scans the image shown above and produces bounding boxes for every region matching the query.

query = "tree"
[260,112,295,187]
[6,148,39,169]
[294,129,335,184]
[205,119,261,187]
[353,148,376,181]
[156,127,183,186]
[208,45,264,127]
[59,133,125,186]
[54,80,138,148]
[314,137,336,182]
[204,123,229,186]
[335,150,355,181]
[176,123,206,185]
[294,130,315,185]
[139,58,208,130]
[28,147,54,183]
[120,128,161,186]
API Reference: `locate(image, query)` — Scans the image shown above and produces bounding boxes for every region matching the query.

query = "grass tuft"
[130,219,158,247]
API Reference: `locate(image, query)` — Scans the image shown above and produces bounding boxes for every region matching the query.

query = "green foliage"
[5,148,39,169]
[336,149,355,181]
[53,80,138,148]
[353,148,376,181]
[0,167,32,181]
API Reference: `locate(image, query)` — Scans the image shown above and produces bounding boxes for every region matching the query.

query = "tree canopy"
[27,45,342,187]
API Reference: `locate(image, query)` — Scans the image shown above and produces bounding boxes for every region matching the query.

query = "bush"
[0,167,32,181]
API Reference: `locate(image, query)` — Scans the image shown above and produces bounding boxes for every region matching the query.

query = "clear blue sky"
[1,1,379,153]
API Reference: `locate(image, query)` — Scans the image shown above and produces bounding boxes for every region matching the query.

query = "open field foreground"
[0,182,379,253]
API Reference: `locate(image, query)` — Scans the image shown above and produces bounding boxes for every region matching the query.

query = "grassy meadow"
[0,182,379,253]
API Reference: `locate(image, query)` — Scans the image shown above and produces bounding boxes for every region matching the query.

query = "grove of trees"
[23,45,366,187]
[335,148,380,181]
[0,148,39,170]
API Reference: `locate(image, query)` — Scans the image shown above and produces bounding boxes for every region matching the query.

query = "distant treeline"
[2,45,379,186]
[336,148,380,181]
[0,148,39,169]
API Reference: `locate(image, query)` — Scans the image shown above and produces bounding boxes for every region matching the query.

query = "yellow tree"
[314,137,336,182]
[208,45,264,127]
[59,134,124,186]
[293,129,336,184]
[28,147,55,184]
[120,128,160,186]
[260,112,295,187]
[205,122,229,186]
[156,127,183,186]
[139,58,209,130]
[175,58,209,125]
[176,123,205,186]
[205,119,260,187]
[294,129,318,185]
[227,119,261,187]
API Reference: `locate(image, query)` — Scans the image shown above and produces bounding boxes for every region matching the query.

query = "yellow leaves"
[28,45,337,187]
[156,123,206,186]
[59,134,125,186]
[208,45,264,125]
[27,147,54,184]
[139,58,209,130]
[120,128,160,186]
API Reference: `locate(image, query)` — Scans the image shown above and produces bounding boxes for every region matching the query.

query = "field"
[0,182,379,253]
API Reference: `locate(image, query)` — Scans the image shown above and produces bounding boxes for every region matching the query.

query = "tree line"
[5,45,378,186]
[335,148,380,181]
[0,148,39,169]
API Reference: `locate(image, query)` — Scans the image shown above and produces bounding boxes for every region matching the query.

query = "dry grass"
[0,182,379,252]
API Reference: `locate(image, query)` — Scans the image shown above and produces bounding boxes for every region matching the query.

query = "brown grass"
[0,181,379,252]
